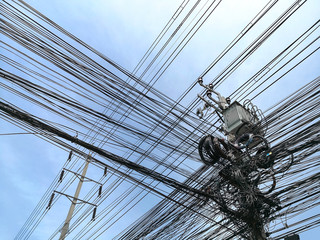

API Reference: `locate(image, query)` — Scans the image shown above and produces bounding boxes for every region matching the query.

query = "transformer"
[222,101,259,137]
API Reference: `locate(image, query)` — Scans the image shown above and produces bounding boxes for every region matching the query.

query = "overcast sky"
[1,0,320,239]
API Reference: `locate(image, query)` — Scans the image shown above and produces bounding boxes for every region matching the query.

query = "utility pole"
[250,222,267,240]
[59,155,91,240]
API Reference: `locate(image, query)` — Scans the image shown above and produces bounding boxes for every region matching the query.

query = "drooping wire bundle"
[0,0,319,239]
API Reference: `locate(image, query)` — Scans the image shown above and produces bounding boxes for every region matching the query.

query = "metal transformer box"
[222,101,257,136]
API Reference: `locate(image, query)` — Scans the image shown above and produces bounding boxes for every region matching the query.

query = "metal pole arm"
[197,94,222,113]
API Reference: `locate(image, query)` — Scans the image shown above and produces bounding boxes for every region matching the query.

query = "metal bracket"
[62,168,102,185]
[54,190,97,206]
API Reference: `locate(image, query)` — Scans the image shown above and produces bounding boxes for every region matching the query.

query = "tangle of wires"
[117,77,320,239]
[0,0,319,239]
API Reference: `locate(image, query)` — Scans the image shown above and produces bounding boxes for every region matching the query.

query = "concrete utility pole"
[59,155,91,240]
[251,225,267,240]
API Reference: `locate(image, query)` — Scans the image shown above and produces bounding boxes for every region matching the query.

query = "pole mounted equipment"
[196,77,283,240]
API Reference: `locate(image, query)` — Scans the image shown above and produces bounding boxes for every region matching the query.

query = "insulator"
[67,151,73,161]
[196,108,203,119]
[59,170,65,182]
[103,167,107,176]
[92,207,97,221]
[98,185,102,197]
[47,193,55,209]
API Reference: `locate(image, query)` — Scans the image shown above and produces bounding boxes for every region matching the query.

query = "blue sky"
[1,0,320,239]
